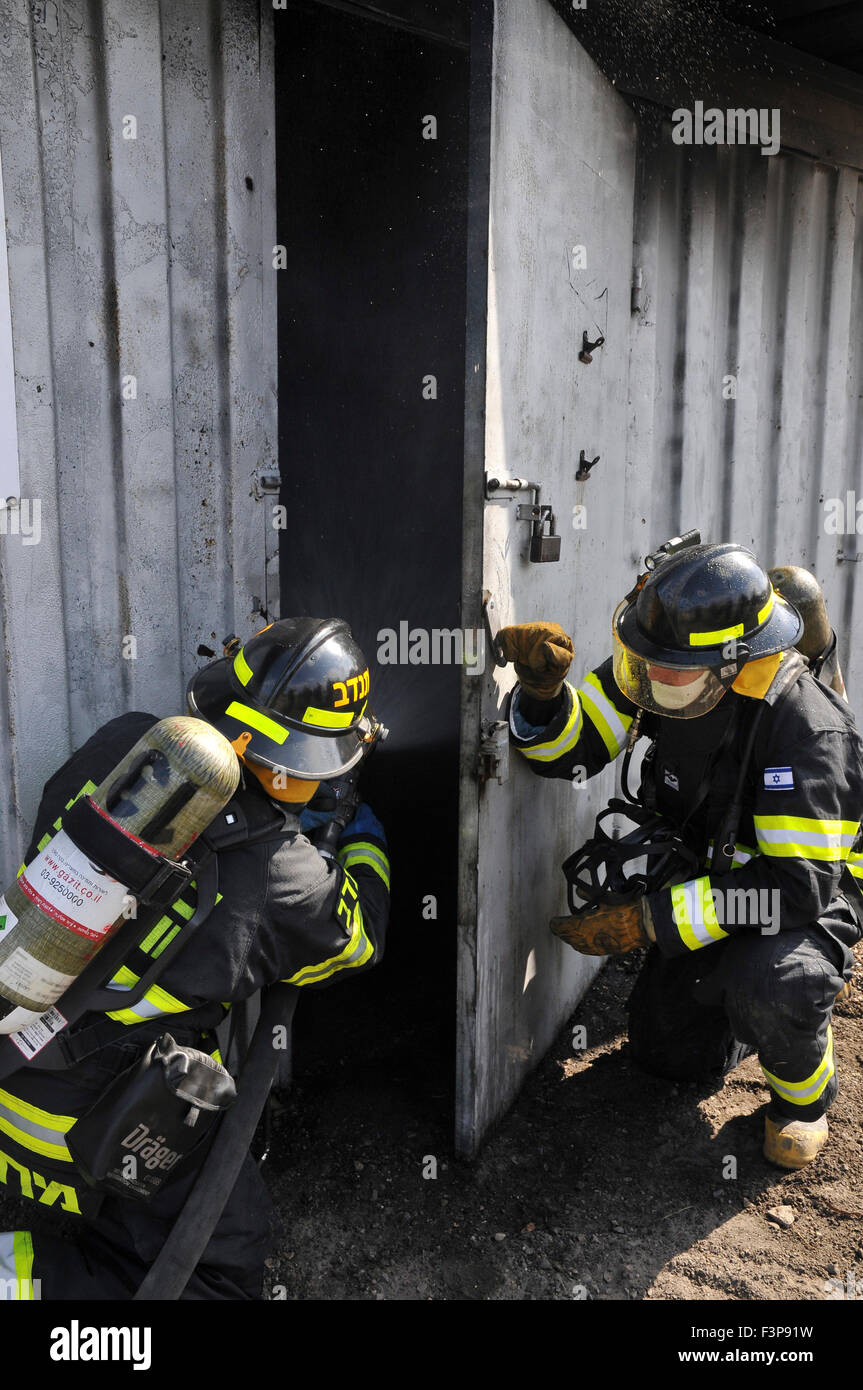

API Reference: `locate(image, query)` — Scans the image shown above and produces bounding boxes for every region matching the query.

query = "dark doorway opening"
[275,1,470,1114]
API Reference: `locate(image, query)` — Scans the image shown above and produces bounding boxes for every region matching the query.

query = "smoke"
[552,0,781,99]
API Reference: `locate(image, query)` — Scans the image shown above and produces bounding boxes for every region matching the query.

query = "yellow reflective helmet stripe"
[670,876,729,951]
[578,672,632,758]
[0,1088,76,1163]
[302,706,355,729]
[224,701,289,745]
[761,1027,835,1105]
[754,815,858,861]
[518,684,584,763]
[234,649,254,686]
[688,589,774,646]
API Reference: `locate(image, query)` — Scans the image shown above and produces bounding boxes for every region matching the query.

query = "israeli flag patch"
[764,766,794,791]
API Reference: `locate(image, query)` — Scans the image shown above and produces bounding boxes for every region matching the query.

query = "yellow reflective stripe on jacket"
[105,965,192,1025]
[845,849,863,879]
[670,877,729,952]
[138,888,223,958]
[761,1027,835,1105]
[577,672,632,759]
[13,1232,35,1299]
[35,779,98,854]
[0,1088,76,1163]
[0,1232,36,1300]
[754,815,859,861]
[338,840,390,891]
[518,683,584,763]
[282,900,374,986]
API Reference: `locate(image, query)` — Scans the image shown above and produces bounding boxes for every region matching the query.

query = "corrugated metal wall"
[626,125,863,703]
[0,0,277,880]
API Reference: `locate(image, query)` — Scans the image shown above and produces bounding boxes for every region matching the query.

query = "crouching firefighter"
[498,534,863,1170]
[0,617,390,1299]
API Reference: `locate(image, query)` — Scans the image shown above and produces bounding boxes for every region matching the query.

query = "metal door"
[457,0,638,1157]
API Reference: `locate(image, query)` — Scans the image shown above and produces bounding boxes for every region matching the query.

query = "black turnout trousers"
[627,896,860,1120]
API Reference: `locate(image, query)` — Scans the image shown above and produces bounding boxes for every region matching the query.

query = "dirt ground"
[2,943,860,1304]
[264,944,863,1303]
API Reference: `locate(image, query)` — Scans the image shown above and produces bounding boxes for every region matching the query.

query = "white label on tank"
[0,947,77,1008]
[7,1004,68,1056]
[0,896,19,942]
[16,829,129,941]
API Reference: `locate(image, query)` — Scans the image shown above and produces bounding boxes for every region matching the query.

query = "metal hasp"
[576,450,600,480]
[578,330,605,364]
[253,471,281,500]
[485,474,561,562]
[477,720,509,786]
[481,589,508,667]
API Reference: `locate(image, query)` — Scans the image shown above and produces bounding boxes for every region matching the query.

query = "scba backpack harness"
[0,786,300,1201]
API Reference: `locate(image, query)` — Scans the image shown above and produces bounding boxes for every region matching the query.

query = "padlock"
[530,522,561,563]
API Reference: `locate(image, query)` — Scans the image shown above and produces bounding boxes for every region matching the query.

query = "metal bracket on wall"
[477,719,509,787]
[484,473,561,562]
[253,471,281,501]
[578,331,605,364]
[575,451,600,481]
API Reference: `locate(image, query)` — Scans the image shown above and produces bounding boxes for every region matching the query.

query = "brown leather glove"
[497,621,575,699]
[550,898,653,956]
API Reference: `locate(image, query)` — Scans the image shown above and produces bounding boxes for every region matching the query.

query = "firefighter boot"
[763,1112,829,1170]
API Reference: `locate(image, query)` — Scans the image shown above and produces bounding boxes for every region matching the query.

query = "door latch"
[477,720,509,786]
[485,474,561,563]
[481,590,508,667]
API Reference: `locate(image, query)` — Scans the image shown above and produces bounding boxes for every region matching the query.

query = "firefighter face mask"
[612,602,737,719]
[648,665,711,711]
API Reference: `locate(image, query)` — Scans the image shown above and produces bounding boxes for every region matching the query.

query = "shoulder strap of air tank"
[201,791,300,851]
[762,648,809,707]
[708,651,809,874]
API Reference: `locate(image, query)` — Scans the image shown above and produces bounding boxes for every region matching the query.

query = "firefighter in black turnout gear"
[501,538,863,1169]
[0,618,390,1299]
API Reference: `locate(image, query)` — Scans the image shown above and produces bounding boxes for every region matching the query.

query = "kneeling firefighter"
[499,533,863,1169]
[0,617,390,1299]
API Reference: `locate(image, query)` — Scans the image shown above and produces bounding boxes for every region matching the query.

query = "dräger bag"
[67,1032,236,1201]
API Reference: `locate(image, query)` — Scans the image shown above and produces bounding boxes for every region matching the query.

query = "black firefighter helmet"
[612,538,803,719]
[188,617,374,780]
